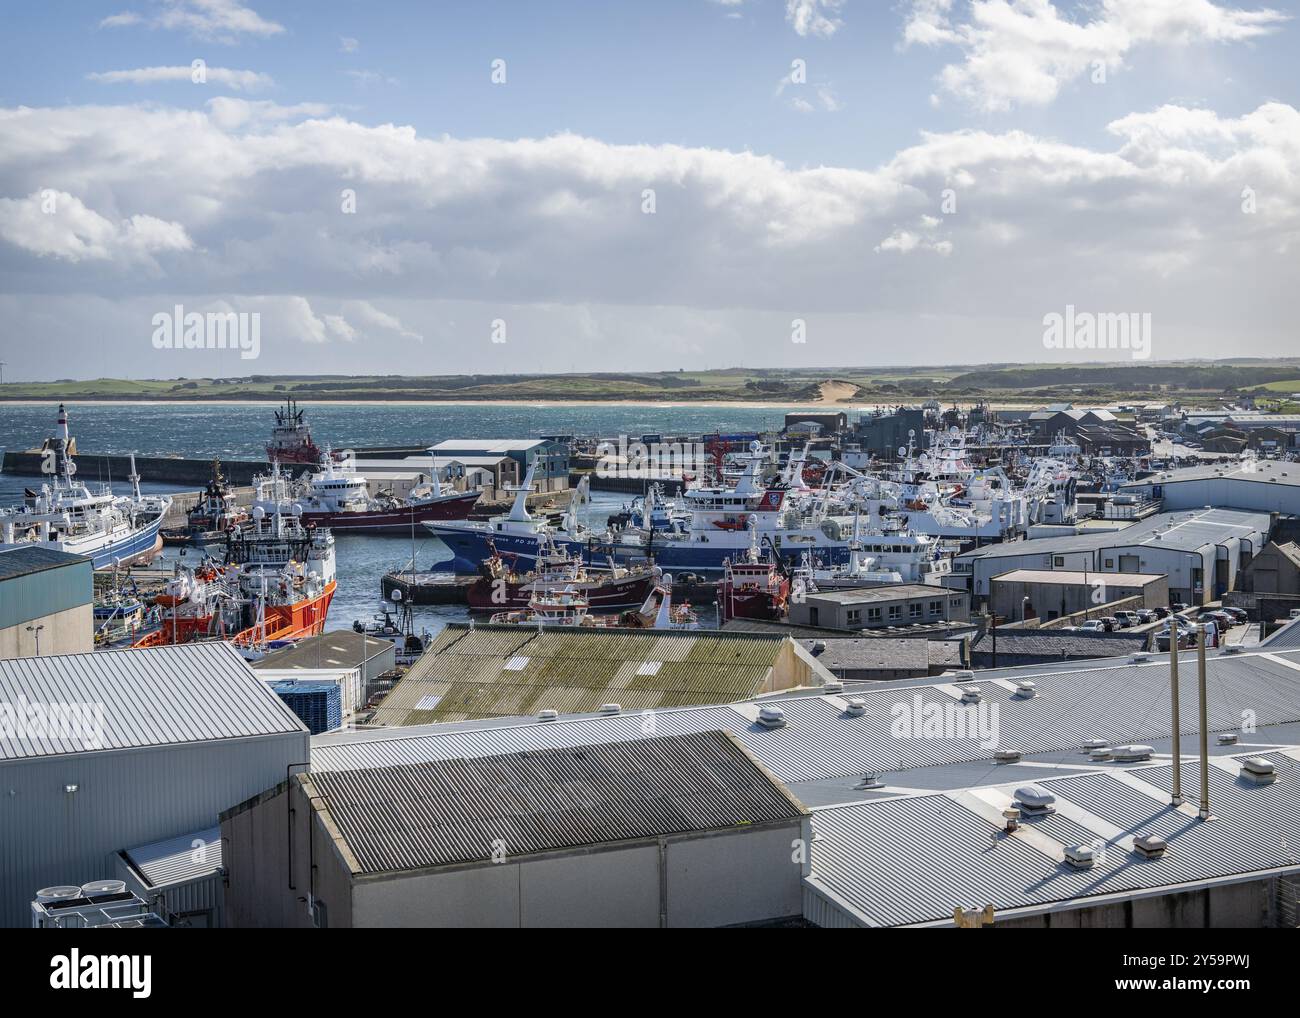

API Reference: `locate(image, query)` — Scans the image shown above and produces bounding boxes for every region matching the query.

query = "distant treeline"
[282,373,702,392]
[945,365,1300,390]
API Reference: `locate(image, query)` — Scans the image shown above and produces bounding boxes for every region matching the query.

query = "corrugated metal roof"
[807,753,1300,927]
[0,642,308,761]
[122,826,222,889]
[316,648,1300,784]
[370,624,789,726]
[1263,617,1300,650]
[0,545,91,580]
[309,730,805,874]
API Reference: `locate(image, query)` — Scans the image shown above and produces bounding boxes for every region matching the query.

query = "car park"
[1135,609,1157,624]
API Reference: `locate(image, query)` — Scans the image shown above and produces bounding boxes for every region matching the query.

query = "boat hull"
[465,571,657,612]
[300,492,480,533]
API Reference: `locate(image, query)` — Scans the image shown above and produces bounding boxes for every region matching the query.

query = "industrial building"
[1242,541,1300,596]
[427,438,570,492]
[990,568,1169,622]
[1121,458,1300,517]
[968,628,1150,669]
[368,624,835,725]
[223,730,810,928]
[955,507,1271,606]
[296,640,1300,926]
[254,628,395,704]
[0,642,308,927]
[114,825,225,928]
[788,584,970,631]
[0,546,93,658]
[799,637,965,680]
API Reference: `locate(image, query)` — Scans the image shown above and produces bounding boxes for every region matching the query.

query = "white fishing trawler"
[0,405,169,568]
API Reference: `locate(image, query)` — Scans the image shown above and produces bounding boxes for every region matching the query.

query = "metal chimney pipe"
[1170,624,1182,806]
[1197,623,1210,820]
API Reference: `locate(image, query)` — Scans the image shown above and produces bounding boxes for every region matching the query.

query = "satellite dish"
[390,589,403,602]
[898,447,908,458]
[908,429,916,438]
[918,455,930,469]
[66,461,77,475]
[950,425,960,436]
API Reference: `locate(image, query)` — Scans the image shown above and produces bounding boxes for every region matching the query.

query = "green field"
[4,359,1300,405]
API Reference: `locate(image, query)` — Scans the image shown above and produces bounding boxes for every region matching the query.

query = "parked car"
[1114,611,1140,628]
[1078,620,1106,632]
[1153,606,1171,619]
[1198,611,1232,628]
[1098,616,1120,632]
[1135,609,1157,624]
[1220,607,1248,623]
[1170,602,1191,613]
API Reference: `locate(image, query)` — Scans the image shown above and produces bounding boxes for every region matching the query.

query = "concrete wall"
[791,590,969,630]
[992,576,1168,621]
[0,603,92,658]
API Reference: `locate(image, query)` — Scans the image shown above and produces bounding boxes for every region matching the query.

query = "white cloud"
[901,0,1288,112]
[339,36,359,53]
[88,65,275,91]
[1,99,1297,372]
[101,0,284,42]
[0,190,192,264]
[787,0,844,38]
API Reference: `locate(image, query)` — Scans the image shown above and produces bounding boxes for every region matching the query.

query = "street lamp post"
[26,623,45,656]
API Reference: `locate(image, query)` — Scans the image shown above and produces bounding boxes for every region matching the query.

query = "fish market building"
[0,546,93,659]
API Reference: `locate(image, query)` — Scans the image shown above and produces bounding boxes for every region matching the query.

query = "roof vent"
[1131,652,1151,663]
[1082,738,1109,753]
[599,704,622,715]
[1217,732,1239,745]
[995,749,1022,764]
[757,705,787,729]
[952,669,975,680]
[1112,744,1154,762]
[1133,834,1167,859]
[960,685,982,704]
[1241,757,1276,784]
[822,681,844,694]
[1064,844,1097,869]
[1002,805,1021,832]
[1014,784,1057,815]
[1015,680,1037,698]
[1223,644,1243,654]
[1089,746,1113,761]
[844,698,866,717]
[537,709,559,723]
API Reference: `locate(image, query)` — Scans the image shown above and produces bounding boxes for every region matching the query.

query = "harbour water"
[0,402,765,634]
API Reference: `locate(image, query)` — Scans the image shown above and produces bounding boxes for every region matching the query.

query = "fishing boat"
[252,452,480,533]
[0,405,169,568]
[465,534,658,612]
[488,573,699,629]
[131,504,336,654]
[718,526,789,622]
[266,397,332,465]
[161,459,248,546]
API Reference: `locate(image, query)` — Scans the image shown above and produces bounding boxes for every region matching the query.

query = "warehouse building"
[799,637,965,681]
[968,628,1150,669]
[0,642,308,927]
[427,438,570,492]
[788,585,970,631]
[369,624,835,725]
[1242,541,1300,596]
[300,641,1300,926]
[956,507,1271,606]
[255,628,395,704]
[223,730,810,928]
[1121,458,1300,517]
[0,546,93,658]
[990,568,1168,622]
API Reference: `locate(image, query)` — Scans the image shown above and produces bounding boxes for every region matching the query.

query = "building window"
[888,605,902,620]
[1104,559,1114,568]
[1053,556,1065,567]
[867,607,881,622]
[846,609,861,625]
[950,598,962,610]
[929,600,943,615]
[909,603,923,619]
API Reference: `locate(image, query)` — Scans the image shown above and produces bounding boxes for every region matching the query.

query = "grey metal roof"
[803,584,956,605]
[807,750,1300,927]
[313,646,1300,784]
[309,730,806,874]
[958,507,1270,561]
[0,642,308,761]
[1124,458,1300,487]
[0,545,92,580]
[121,826,222,889]
[969,629,1149,659]
[799,638,962,672]
[254,630,395,673]
[1263,617,1300,650]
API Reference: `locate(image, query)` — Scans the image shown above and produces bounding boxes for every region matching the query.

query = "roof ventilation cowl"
[599,704,622,715]
[822,681,844,694]
[1014,784,1057,815]
[1089,746,1113,761]
[1082,738,1109,753]
[844,698,866,717]
[1133,834,1167,859]
[959,685,982,704]
[1223,644,1243,654]
[537,709,559,723]
[757,705,787,729]
[1112,744,1154,762]
[994,749,1022,764]
[1064,844,1097,869]
[1217,732,1239,745]
[1240,757,1276,784]
[1014,680,1038,698]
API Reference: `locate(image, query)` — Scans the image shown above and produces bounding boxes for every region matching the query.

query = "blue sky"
[0,0,1298,379]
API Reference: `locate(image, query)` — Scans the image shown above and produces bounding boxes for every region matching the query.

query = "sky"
[0,0,1297,380]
